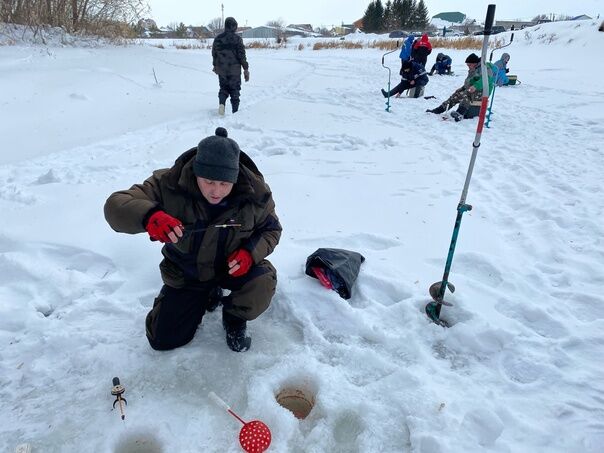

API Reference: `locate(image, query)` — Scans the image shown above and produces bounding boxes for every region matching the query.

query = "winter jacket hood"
[224,17,238,32]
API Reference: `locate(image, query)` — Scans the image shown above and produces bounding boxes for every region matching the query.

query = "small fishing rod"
[111,377,127,421]
[183,223,243,235]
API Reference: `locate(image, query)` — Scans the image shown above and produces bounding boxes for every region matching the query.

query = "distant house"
[571,15,592,20]
[241,26,280,39]
[432,12,466,24]
[286,25,321,37]
[353,18,363,30]
[186,25,212,39]
[496,20,536,30]
[137,18,158,30]
[241,25,320,39]
[136,18,158,37]
[287,24,313,32]
[332,24,355,36]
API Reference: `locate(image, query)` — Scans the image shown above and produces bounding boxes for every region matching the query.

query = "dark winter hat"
[224,17,238,32]
[402,60,413,70]
[194,127,240,183]
[465,53,480,64]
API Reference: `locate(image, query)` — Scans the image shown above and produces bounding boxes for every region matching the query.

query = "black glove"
[505,68,510,73]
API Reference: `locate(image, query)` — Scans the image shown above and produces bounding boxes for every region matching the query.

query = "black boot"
[222,310,251,352]
[450,111,463,122]
[381,88,388,98]
[456,104,468,119]
[426,105,446,114]
[231,100,240,113]
[206,287,223,312]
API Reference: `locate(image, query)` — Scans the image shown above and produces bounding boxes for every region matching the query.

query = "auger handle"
[208,392,246,425]
[484,5,496,35]
[208,391,230,411]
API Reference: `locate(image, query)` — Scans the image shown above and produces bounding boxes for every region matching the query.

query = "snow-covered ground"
[1,19,603,453]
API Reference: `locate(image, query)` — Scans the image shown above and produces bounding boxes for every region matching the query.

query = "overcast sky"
[146,0,602,27]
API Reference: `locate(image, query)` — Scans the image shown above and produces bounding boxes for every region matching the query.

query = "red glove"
[145,210,183,243]
[228,249,253,277]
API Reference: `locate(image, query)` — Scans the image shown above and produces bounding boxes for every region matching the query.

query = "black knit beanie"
[194,127,240,183]
[465,53,480,64]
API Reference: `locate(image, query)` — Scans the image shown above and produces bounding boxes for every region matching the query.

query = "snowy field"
[1,20,603,452]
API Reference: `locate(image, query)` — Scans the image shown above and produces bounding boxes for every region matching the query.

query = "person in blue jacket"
[399,36,415,68]
[493,53,510,86]
[381,60,429,98]
[429,53,452,75]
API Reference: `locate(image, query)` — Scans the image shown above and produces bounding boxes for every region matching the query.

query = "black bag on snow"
[305,248,365,300]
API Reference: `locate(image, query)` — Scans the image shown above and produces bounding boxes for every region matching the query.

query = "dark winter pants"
[387,81,423,98]
[218,74,242,112]
[436,87,478,112]
[145,260,277,350]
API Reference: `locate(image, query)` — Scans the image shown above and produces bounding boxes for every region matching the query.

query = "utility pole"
[221,3,224,28]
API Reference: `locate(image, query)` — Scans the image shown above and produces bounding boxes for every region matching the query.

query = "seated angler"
[493,52,511,86]
[429,53,452,75]
[426,53,494,121]
[381,59,429,99]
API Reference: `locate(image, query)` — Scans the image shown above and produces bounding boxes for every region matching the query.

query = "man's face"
[196,177,234,204]
[467,62,479,71]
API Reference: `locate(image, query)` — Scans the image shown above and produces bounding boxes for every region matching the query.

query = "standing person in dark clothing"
[411,33,432,68]
[381,60,429,98]
[104,127,281,352]
[212,17,249,115]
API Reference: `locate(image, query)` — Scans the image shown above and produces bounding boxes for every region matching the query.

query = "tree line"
[0,0,148,37]
[362,0,430,33]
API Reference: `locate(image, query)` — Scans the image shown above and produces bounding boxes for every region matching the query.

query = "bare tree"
[266,17,286,42]
[266,18,285,29]
[1,0,149,36]
[207,16,222,35]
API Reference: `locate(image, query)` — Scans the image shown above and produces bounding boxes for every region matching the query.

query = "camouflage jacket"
[212,28,248,76]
